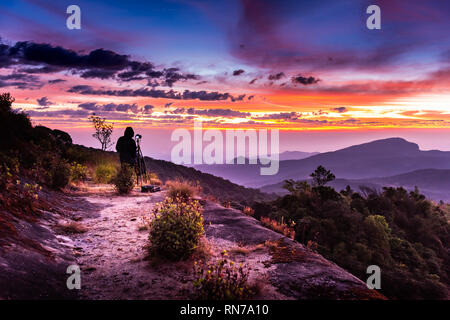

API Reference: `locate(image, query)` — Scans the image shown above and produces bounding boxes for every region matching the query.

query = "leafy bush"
[94,163,117,184]
[112,164,135,194]
[166,179,200,200]
[31,156,70,190]
[0,157,41,218]
[50,161,71,190]
[193,251,254,300]
[149,197,204,260]
[70,162,89,183]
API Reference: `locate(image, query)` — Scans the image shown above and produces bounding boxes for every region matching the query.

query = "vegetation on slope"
[253,166,450,299]
[144,157,271,206]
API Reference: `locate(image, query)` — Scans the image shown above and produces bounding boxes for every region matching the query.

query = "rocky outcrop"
[202,201,386,300]
[0,186,385,300]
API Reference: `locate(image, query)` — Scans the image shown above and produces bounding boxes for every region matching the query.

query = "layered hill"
[194,138,450,189]
[261,168,450,202]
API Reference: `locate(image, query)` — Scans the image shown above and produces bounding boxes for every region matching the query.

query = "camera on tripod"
[134,134,160,193]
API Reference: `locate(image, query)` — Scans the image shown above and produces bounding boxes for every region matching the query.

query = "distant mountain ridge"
[277,150,320,161]
[194,138,450,188]
[260,168,450,202]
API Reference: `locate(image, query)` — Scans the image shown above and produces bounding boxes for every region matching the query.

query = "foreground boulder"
[202,201,386,300]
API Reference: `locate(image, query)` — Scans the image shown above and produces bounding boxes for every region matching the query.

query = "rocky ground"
[0,183,385,300]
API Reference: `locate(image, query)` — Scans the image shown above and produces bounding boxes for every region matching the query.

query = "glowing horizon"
[1,0,449,153]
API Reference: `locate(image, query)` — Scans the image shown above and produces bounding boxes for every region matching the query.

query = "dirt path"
[66,184,383,300]
[69,185,288,300]
[71,186,197,299]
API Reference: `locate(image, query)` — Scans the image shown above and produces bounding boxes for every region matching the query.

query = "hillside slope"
[143,156,272,205]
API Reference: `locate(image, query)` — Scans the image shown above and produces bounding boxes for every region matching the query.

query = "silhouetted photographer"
[116,127,159,193]
[116,127,137,166]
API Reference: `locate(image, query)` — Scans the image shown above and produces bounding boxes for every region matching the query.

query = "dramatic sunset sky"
[0,0,449,159]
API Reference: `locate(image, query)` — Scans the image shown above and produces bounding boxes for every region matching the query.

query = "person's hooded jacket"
[116,127,136,165]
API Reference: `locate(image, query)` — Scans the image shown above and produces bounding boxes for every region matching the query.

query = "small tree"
[89,115,113,151]
[310,165,335,187]
[0,92,14,113]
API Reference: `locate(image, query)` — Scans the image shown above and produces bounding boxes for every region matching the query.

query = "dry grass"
[56,220,88,234]
[264,239,308,264]
[150,178,162,186]
[147,172,162,186]
[242,206,255,216]
[165,179,201,200]
[260,216,295,239]
[204,194,218,203]
[137,215,152,231]
[228,243,266,257]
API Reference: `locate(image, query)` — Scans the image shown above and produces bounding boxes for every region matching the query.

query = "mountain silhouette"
[261,168,450,202]
[194,138,450,187]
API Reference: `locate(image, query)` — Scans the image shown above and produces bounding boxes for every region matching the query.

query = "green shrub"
[193,251,254,300]
[112,164,135,194]
[70,162,89,183]
[0,158,42,219]
[166,179,200,200]
[51,161,71,190]
[149,197,204,260]
[94,163,117,184]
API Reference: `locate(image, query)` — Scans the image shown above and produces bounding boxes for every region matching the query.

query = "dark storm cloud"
[332,107,348,113]
[36,96,54,106]
[0,40,200,87]
[143,105,154,113]
[25,109,90,118]
[0,43,14,68]
[268,72,285,80]
[146,70,164,78]
[80,69,117,79]
[0,73,36,81]
[173,108,250,118]
[0,73,42,89]
[68,85,246,102]
[48,79,66,84]
[291,74,320,85]
[20,66,62,74]
[255,112,300,120]
[68,85,93,93]
[162,68,200,87]
[232,69,245,76]
[78,102,152,114]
